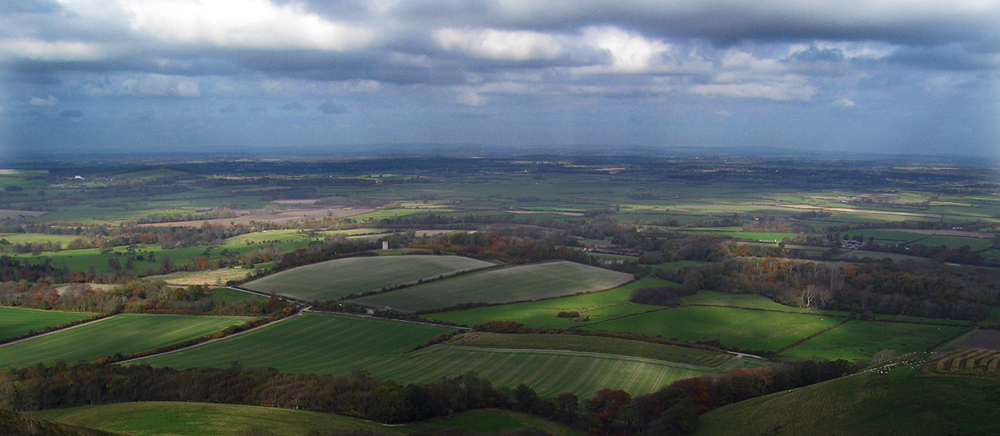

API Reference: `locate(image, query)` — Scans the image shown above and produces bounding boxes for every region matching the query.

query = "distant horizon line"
[3,143,994,167]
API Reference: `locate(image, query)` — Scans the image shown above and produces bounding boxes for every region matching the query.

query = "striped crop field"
[446,332,733,367]
[0,314,248,367]
[584,306,845,352]
[778,321,967,361]
[926,349,1000,380]
[353,261,634,312]
[243,255,495,301]
[0,307,96,341]
[134,312,719,398]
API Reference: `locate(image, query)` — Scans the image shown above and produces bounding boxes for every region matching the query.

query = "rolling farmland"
[353,261,634,312]
[134,312,726,398]
[0,314,248,367]
[243,255,496,300]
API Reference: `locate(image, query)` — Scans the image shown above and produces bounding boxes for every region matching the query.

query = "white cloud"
[456,87,486,106]
[833,97,856,107]
[436,28,565,61]
[690,81,816,101]
[30,95,59,106]
[580,26,670,73]
[117,0,374,51]
[0,39,109,62]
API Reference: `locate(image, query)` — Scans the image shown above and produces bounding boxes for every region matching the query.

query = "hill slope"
[697,354,1000,436]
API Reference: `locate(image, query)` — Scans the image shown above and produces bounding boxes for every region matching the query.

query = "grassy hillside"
[0,314,248,367]
[0,409,123,436]
[697,354,1000,436]
[36,402,582,436]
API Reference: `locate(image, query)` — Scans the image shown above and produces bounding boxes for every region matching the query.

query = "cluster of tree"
[658,257,997,320]
[0,255,70,283]
[0,279,294,317]
[134,207,238,224]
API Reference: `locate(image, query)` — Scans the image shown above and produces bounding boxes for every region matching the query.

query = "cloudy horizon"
[1,0,998,160]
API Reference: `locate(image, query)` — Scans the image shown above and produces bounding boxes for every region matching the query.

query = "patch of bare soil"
[957,330,1000,351]
[0,209,47,219]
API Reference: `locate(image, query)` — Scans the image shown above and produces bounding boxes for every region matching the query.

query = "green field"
[584,306,845,352]
[679,291,844,316]
[448,332,734,367]
[0,314,248,367]
[134,312,720,398]
[425,277,671,328]
[37,403,582,436]
[696,354,1000,436]
[354,261,634,312]
[243,255,496,301]
[0,307,96,341]
[778,321,967,361]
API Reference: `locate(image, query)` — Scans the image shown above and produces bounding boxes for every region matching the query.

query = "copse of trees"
[652,257,997,320]
[0,279,294,317]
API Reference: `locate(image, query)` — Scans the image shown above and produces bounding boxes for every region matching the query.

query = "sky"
[1,0,999,160]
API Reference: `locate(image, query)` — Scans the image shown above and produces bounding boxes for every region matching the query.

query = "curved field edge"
[446,332,734,367]
[353,261,634,312]
[696,354,1000,436]
[0,307,97,341]
[131,312,722,398]
[243,255,496,300]
[35,402,582,436]
[0,314,249,367]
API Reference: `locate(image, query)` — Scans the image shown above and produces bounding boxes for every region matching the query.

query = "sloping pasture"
[0,307,96,341]
[353,261,633,312]
[134,312,717,398]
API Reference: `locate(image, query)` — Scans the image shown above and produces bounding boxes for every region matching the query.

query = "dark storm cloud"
[59,109,83,118]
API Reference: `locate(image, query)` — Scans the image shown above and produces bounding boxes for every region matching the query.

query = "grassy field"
[243,255,496,301]
[696,354,1000,436]
[37,403,582,436]
[0,314,248,367]
[679,291,844,316]
[447,332,734,367]
[424,277,670,328]
[778,321,967,361]
[0,307,96,341]
[353,261,634,312]
[133,312,720,398]
[583,306,845,352]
